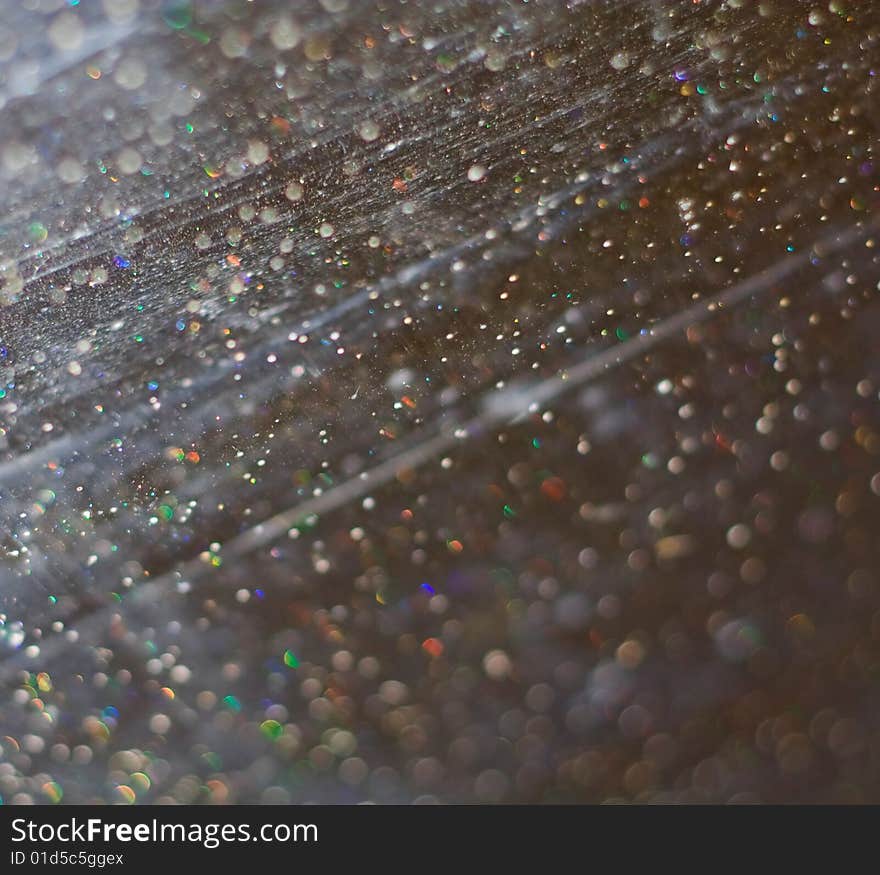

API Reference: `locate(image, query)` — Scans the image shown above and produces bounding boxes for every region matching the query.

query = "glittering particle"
[57,157,86,184]
[483,650,512,680]
[42,781,63,803]
[726,524,752,550]
[48,12,84,52]
[220,26,251,59]
[28,222,48,243]
[247,140,269,166]
[356,120,380,142]
[116,147,142,175]
[269,15,302,51]
[114,57,147,91]
[284,181,304,202]
[260,719,282,740]
[540,476,566,501]
[114,786,136,804]
[162,1,192,30]
[422,638,444,657]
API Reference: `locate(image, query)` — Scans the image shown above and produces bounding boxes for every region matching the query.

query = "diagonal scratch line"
[0,217,876,681]
[213,218,880,562]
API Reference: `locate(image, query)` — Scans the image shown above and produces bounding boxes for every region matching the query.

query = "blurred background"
[0,0,879,803]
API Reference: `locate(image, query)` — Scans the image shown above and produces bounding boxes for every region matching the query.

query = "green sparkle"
[260,719,282,740]
[162,0,192,30]
[28,222,48,243]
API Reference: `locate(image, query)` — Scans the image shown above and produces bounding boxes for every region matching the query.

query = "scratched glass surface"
[0,0,879,803]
